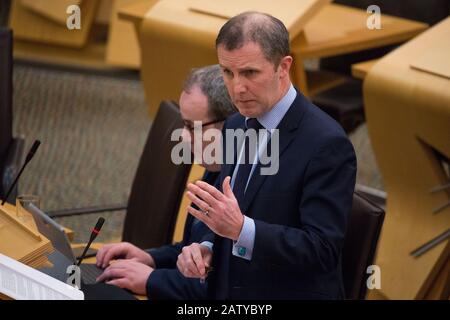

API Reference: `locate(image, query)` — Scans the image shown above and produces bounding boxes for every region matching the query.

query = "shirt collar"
[245,83,296,130]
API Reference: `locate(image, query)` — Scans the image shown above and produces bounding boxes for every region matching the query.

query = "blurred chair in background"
[48,101,192,249]
[343,192,385,299]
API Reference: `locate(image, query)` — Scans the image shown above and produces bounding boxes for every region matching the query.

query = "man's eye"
[243,70,256,76]
[223,69,233,77]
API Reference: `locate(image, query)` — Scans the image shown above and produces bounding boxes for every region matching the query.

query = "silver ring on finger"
[202,206,210,216]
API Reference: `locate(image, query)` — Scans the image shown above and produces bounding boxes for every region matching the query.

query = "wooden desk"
[364,17,450,300]
[106,0,159,68]
[117,0,156,25]
[20,0,82,26]
[290,4,427,93]
[10,0,135,70]
[0,202,53,270]
[351,59,379,80]
[0,202,75,242]
[13,26,110,70]
[119,1,427,60]
[118,1,427,117]
[292,4,427,59]
[9,0,99,48]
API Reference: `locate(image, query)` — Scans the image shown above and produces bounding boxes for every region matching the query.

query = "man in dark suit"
[95,65,236,299]
[177,12,357,299]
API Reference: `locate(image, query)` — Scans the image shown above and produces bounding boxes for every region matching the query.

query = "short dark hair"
[183,65,236,120]
[216,11,290,67]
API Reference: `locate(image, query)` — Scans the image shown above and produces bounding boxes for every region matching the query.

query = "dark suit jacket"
[145,171,219,300]
[208,91,357,299]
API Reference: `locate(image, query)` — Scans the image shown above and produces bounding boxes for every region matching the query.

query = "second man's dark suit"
[145,171,219,299]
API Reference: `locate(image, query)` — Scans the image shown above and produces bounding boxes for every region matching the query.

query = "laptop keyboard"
[80,264,104,284]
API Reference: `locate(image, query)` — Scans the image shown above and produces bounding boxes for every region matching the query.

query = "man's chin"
[236,103,260,118]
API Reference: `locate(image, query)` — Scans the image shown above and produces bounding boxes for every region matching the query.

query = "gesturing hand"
[186,176,244,241]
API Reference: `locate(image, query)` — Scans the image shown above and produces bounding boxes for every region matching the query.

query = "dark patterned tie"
[233,118,263,207]
[209,118,263,299]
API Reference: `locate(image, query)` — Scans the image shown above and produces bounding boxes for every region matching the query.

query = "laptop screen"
[27,204,76,264]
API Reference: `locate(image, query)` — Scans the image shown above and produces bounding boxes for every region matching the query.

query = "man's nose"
[232,76,247,95]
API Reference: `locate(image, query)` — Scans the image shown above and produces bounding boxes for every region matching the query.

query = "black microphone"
[77,217,105,266]
[1,140,41,206]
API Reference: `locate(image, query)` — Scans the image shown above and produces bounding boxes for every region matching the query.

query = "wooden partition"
[364,17,450,299]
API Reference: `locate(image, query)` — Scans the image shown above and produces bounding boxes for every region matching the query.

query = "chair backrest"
[0,1,11,27]
[122,100,192,249]
[342,191,385,299]
[0,27,13,197]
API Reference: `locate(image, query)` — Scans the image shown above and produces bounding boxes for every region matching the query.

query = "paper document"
[0,253,84,300]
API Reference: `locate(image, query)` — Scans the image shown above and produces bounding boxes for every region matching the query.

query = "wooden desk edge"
[118,1,155,25]
[351,59,379,80]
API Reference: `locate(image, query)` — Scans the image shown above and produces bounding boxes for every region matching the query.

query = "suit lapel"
[221,163,235,187]
[241,94,307,214]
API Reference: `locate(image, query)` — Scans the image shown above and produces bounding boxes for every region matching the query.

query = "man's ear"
[278,55,293,79]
